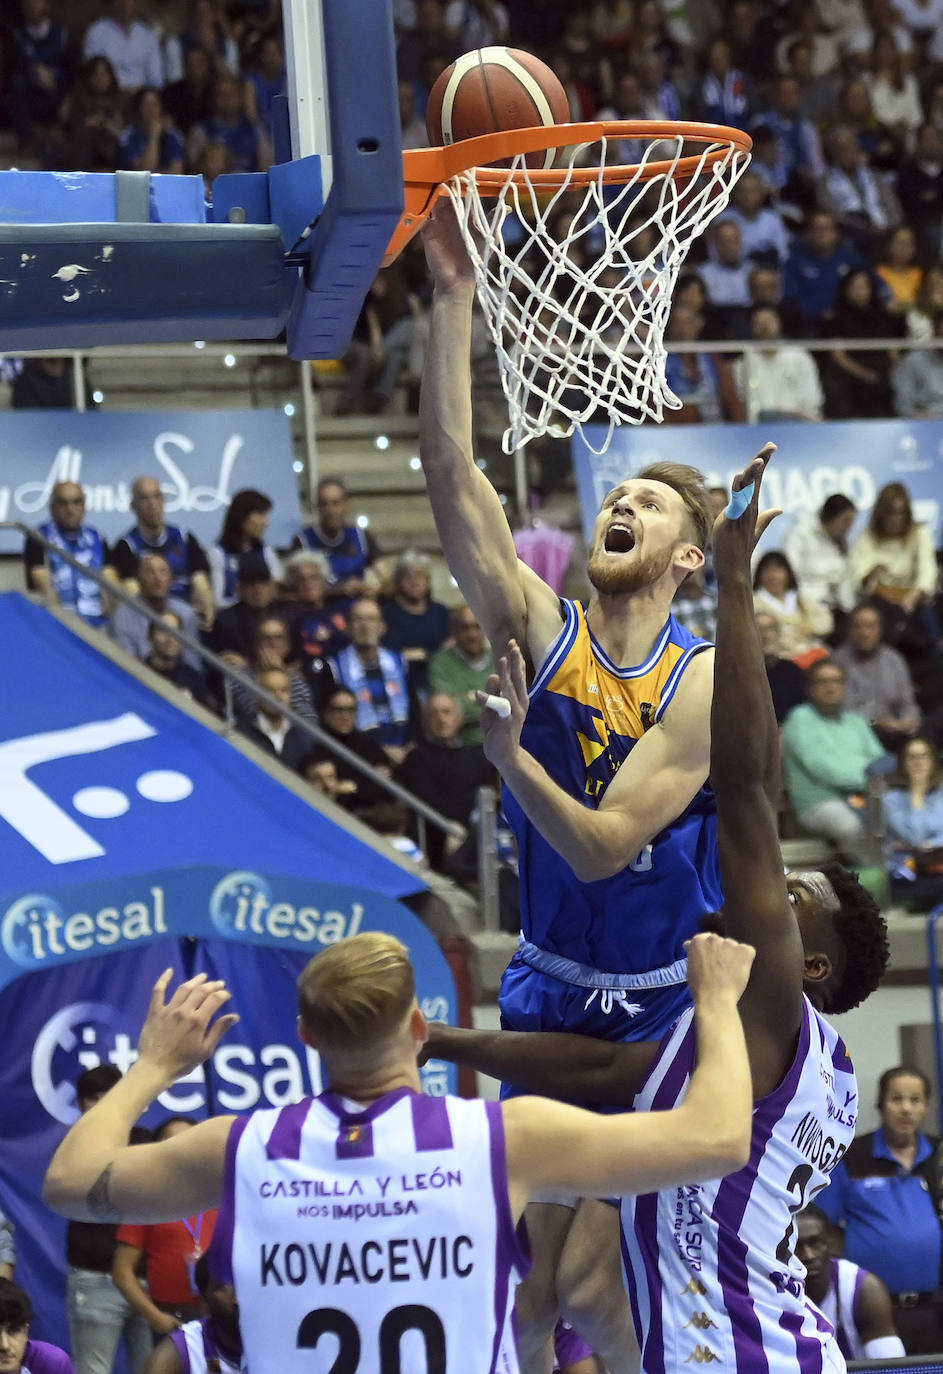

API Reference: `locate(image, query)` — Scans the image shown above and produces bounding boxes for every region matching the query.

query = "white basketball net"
[442,131,751,454]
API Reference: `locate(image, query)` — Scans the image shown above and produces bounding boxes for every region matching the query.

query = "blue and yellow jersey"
[503,599,721,975]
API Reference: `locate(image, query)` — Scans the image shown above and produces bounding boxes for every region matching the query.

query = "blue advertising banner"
[571,418,943,552]
[0,409,301,553]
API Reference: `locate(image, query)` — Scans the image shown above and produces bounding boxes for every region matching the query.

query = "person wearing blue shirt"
[818,1064,943,1353]
[23,482,117,628]
[784,210,864,331]
[187,72,268,174]
[883,737,943,909]
[119,87,185,173]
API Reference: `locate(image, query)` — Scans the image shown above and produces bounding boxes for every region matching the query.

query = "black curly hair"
[820,860,889,1014]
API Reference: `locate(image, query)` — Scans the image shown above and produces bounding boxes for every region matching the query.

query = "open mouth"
[604,523,636,554]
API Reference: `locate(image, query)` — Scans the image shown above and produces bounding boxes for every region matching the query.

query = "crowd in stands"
[5,0,943,418]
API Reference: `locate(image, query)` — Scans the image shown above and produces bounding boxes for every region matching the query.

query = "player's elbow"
[570,847,626,883]
[42,1164,73,1215]
[703,1117,752,1176]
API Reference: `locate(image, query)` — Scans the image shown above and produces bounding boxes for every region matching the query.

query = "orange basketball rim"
[384,120,753,265]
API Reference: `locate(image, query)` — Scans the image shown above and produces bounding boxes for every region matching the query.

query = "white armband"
[862,1336,906,1359]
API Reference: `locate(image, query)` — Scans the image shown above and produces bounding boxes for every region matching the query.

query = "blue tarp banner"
[572,418,943,550]
[0,408,301,553]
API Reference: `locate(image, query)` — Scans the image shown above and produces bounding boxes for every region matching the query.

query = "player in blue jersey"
[420,203,769,1369]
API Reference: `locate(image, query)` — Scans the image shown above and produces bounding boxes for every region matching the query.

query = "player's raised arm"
[420,203,562,663]
[502,933,755,1213]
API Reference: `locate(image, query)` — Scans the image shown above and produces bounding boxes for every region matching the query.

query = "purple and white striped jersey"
[169,1318,242,1374]
[621,997,857,1374]
[209,1087,527,1374]
[818,1259,867,1362]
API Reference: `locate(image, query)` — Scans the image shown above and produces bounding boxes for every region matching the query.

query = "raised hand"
[137,970,239,1082]
[477,639,528,771]
[711,442,781,578]
[422,198,477,291]
[684,932,756,1003]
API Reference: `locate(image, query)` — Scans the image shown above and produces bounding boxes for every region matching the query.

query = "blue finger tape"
[725,481,755,519]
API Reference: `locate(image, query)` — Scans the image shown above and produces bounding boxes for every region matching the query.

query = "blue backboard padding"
[210,170,273,227]
[268,155,324,256]
[0,169,206,226]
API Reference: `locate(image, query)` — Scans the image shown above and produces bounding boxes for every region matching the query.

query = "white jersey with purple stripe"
[210,1087,527,1374]
[818,1260,867,1362]
[621,996,857,1374]
[170,1318,242,1374]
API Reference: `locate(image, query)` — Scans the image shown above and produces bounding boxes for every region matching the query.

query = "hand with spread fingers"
[711,442,782,577]
[476,639,528,772]
[137,970,240,1083]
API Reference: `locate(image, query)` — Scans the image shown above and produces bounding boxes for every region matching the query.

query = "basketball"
[425,47,570,169]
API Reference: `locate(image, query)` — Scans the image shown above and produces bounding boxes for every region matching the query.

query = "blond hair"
[298,933,416,1055]
[634,461,712,551]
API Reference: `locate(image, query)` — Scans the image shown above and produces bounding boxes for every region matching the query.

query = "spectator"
[699,39,751,129]
[428,604,494,744]
[329,599,411,762]
[318,686,394,814]
[865,30,922,147]
[161,45,214,136]
[894,310,943,417]
[835,602,922,749]
[897,125,943,263]
[888,0,943,50]
[293,477,384,605]
[883,736,943,908]
[300,747,354,806]
[56,57,124,173]
[726,0,776,84]
[396,1,459,90]
[164,0,239,86]
[816,0,868,49]
[144,613,210,706]
[775,9,840,79]
[747,263,806,336]
[112,477,214,630]
[0,1210,12,1281]
[11,0,70,155]
[837,76,899,170]
[699,221,752,335]
[235,666,311,769]
[755,609,807,723]
[243,31,285,135]
[11,358,79,408]
[207,489,280,609]
[66,1066,150,1374]
[783,492,858,629]
[187,72,269,174]
[210,565,278,662]
[876,226,923,315]
[907,262,943,341]
[143,1256,241,1374]
[112,1122,216,1337]
[753,550,832,660]
[230,614,319,719]
[795,1206,905,1361]
[782,656,885,862]
[335,265,424,416]
[842,0,914,66]
[784,36,838,127]
[719,173,790,267]
[443,0,509,49]
[822,269,900,420]
[849,482,940,653]
[23,481,116,628]
[83,0,164,93]
[662,305,725,422]
[671,566,717,641]
[753,74,826,193]
[732,306,824,423]
[783,211,864,332]
[818,1065,943,1354]
[397,77,427,150]
[634,52,681,123]
[110,551,201,668]
[281,550,348,671]
[0,1279,74,1374]
[819,125,901,249]
[118,88,185,173]
[380,552,450,693]
[195,139,230,200]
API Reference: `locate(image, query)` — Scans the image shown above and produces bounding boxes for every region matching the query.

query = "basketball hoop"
[386,121,752,454]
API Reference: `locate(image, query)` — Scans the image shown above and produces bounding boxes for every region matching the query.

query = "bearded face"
[587,540,677,595]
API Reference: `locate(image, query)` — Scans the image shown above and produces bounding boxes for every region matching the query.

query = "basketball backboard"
[0,0,403,358]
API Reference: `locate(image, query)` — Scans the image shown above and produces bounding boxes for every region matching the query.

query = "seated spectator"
[195,139,230,200]
[243,31,285,136]
[428,604,494,744]
[145,1255,242,1374]
[164,0,239,85]
[211,565,278,662]
[207,488,280,609]
[83,0,164,93]
[0,1207,12,1281]
[235,667,310,769]
[300,747,355,806]
[783,493,858,631]
[727,0,776,85]
[111,551,201,668]
[0,1279,74,1374]
[719,173,790,267]
[849,482,940,658]
[876,226,923,315]
[380,552,449,695]
[442,0,509,49]
[118,88,185,173]
[783,211,864,333]
[699,221,752,336]
[230,613,319,719]
[161,44,214,135]
[755,610,807,723]
[329,599,411,762]
[883,736,943,908]
[11,0,70,155]
[898,125,943,264]
[795,1206,905,1362]
[317,686,394,814]
[888,0,943,54]
[335,264,424,416]
[11,357,78,408]
[112,476,214,629]
[144,613,210,706]
[698,39,751,130]
[749,122,792,199]
[747,263,806,337]
[23,481,116,628]
[837,76,899,171]
[670,566,717,641]
[906,262,943,342]
[775,9,840,80]
[865,30,922,149]
[397,77,427,150]
[783,36,838,127]
[396,1,459,89]
[293,477,384,606]
[822,269,900,420]
[635,52,681,123]
[281,550,348,671]
[57,57,124,173]
[396,691,494,870]
[732,306,824,423]
[818,125,901,250]
[782,657,885,862]
[187,72,269,174]
[112,1123,215,1336]
[753,75,826,194]
[818,1065,943,1354]
[841,0,914,67]
[753,550,832,660]
[894,310,943,417]
[835,602,922,749]
[662,306,725,422]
